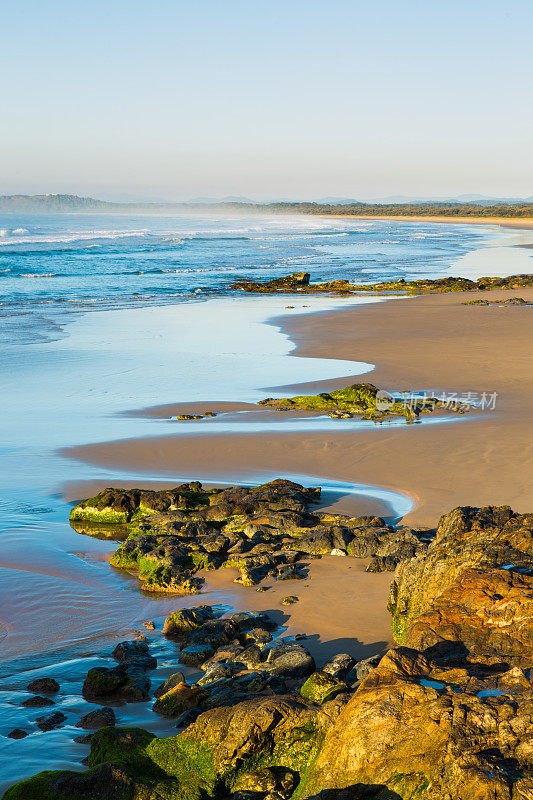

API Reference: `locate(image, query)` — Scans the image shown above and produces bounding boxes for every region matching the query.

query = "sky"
[0,0,532,201]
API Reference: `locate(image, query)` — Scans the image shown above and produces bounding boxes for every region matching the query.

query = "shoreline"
[321,213,533,230]
[62,286,533,525]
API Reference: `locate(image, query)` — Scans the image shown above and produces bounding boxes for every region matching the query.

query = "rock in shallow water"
[26,677,60,694]
[35,711,67,731]
[76,707,116,730]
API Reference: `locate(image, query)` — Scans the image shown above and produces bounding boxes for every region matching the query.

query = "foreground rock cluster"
[229,271,533,295]
[7,500,533,799]
[69,479,427,592]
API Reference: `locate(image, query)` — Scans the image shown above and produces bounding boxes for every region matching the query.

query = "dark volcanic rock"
[21,695,55,708]
[26,677,60,694]
[35,711,67,731]
[77,707,116,729]
[7,729,28,739]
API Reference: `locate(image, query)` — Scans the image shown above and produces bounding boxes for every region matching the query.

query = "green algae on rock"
[229,270,533,296]
[258,382,463,422]
[69,479,426,593]
[300,670,348,704]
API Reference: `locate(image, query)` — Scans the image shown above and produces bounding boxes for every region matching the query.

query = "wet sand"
[63,287,533,526]
[200,557,394,663]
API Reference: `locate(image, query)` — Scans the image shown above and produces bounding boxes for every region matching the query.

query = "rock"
[82,665,150,702]
[405,567,533,659]
[179,644,215,666]
[174,707,202,729]
[300,670,348,703]
[142,620,155,630]
[7,729,28,739]
[230,272,311,292]
[112,640,157,669]
[77,707,116,729]
[353,653,383,682]
[281,596,298,605]
[153,671,186,698]
[301,645,533,799]
[198,664,235,685]
[322,653,356,680]
[73,733,93,744]
[82,666,126,699]
[236,645,264,669]
[21,695,55,708]
[152,683,207,717]
[242,628,272,645]
[388,504,533,657]
[229,611,276,632]
[186,618,238,648]
[330,548,346,556]
[35,711,67,731]
[26,677,60,694]
[365,554,399,572]
[233,766,298,798]
[266,644,316,679]
[163,605,219,636]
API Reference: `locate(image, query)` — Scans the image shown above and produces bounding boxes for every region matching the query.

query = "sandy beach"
[64,287,533,526]
[324,213,533,230]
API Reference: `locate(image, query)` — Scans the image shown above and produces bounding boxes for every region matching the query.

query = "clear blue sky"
[1,0,531,200]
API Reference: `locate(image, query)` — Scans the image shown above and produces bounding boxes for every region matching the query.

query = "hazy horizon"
[1,0,531,200]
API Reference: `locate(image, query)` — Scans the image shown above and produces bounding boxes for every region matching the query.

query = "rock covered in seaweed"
[229,271,533,296]
[69,478,424,593]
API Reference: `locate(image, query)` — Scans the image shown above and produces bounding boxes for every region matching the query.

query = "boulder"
[7,729,28,739]
[76,707,116,729]
[300,671,348,703]
[21,695,55,708]
[35,711,67,731]
[26,677,60,694]
[153,671,186,698]
[266,644,316,679]
[163,605,219,637]
[322,653,356,680]
[179,644,215,667]
[152,683,207,717]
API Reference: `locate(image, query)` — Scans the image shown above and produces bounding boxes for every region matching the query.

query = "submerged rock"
[21,695,55,708]
[7,729,28,740]
[35,711,67,732]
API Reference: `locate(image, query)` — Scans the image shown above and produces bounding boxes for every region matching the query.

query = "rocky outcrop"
[299,645,533,799]
[228,271,533,296]
[463,296,531,305]
[388,504,533,655]
[258,383,470,422]
[70,479,424,592]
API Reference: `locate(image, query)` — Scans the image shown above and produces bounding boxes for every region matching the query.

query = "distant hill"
[0,193,532,218]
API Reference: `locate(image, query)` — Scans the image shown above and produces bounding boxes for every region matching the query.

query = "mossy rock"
[152,684,207,717]
[300,670,347,703]
[4,695,331,800]
[162,605,219,636]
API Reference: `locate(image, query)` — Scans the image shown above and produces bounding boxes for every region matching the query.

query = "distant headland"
[1,193,532,219]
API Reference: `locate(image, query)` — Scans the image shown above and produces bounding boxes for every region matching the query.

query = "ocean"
[0,211,511,345]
